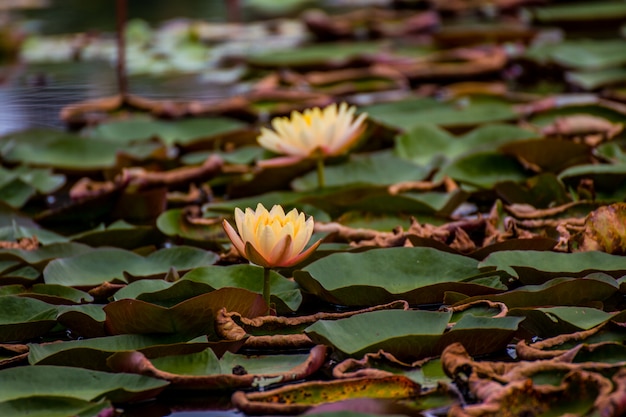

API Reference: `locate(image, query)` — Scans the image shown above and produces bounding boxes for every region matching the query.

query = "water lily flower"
[222,203,321,268]
[223,203,321,315]
[257,103,367,188]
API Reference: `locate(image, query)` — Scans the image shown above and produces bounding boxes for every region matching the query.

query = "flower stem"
[316,157,325,189]
[263,267,272,315]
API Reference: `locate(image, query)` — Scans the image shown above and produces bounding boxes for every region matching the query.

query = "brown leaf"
[576,203,626,254]
[216,301,409,350]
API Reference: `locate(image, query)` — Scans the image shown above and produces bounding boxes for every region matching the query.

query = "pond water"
[0,0,240,135]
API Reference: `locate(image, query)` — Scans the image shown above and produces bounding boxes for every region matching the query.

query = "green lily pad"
[70,220,162,249]
[0,165,65,208]
[28,333,242,371]
[395,123,536,166]
[453,273,619,309]
[112,265,301,313]
[306,310,451,360]
[183,265,303,312]
[0,397,112,417]
[438,315,524,356]
[0,222,69,245]
[530,2,626,24]
[0,242,93,271]
[0,365,168,403]
[479,250,626,284]
[56,304,107,338]
[364,96,517,131]
[509,306,619,338]
[295,247,501,307]
[291,152,429,192]
[436,151,529,189]
[0,295,57,342]
[156,208,225,247]
[0,129,120,171]
[43,246,219,286]
[150,348,311,376]
[568,68,626,90]
[89,117,246,147]
[17,283,93,305]
[571,342,626,364]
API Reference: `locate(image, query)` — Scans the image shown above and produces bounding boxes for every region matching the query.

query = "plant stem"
[115,0,128,99]
[316,157,325,189]
[263,267,271,315]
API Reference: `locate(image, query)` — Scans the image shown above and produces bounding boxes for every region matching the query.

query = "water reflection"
[1,0,235,135]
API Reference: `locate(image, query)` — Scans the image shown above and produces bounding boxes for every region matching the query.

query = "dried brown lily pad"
[302,8,439,41]
[516,320,626,361]
[574,203,626,254]
[394,45,508,81]
[333,349,436,379]
[216,301,409,350]
[106,344,327,390]
[231,375,421,416]
[442,342,626,417]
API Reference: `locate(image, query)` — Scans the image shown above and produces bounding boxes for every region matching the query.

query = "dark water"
[0,0,237,135]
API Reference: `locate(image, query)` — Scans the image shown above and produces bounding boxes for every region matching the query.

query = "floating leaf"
[510,306,618,338]
[364,96,517,131]
[232,375,421,415]
[89,117,247,147]
[183,265,303,312]
[0,397,112,417]
[479,250,626,284]
[436,152,528,189]
[107,345,326,390]
[104,288,266,338]
[454,274,619,309]
[296,247,501,306]
[70,220,162,249]
[305,310,451,360]
[395,123,536,166]
[0,296,57,342]
[0,129,120,171]
[44,246,219,286]
[0,365,168,403]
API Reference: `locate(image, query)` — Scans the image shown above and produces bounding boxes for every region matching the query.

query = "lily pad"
[104,287,266,338]
[453,273,619,309]
[89,117,246,147]
[395,123,536,166]
[0,397,112,417]
[0,365,168,403]
[436,152,528,189]
[27,333,239,370]
[295,247,501,306]
[0,129,120,171]
[0,296,57,342]
[509,306,619,338]
[305,310,451,360]
[364,96,517,131]
[479,250,626,284]
[43,246,219,286]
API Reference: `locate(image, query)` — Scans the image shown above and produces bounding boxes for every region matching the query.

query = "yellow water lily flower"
[222,203,321,268]
[257,102,367,166]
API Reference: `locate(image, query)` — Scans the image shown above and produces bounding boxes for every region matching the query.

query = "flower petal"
[282,238,322,267]
[222,219,246,257]
[244,241,272,268]
[268,234,293,267]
